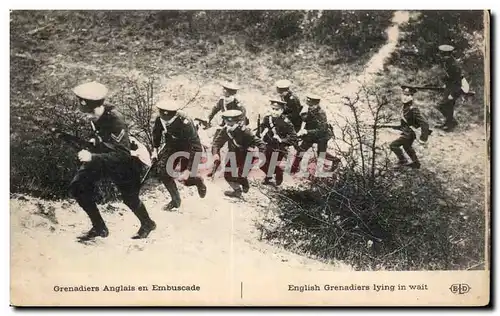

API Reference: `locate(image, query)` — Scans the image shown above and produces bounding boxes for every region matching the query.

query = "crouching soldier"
[259,99,298,186]
[291,94,340,174]
[389,86,431,169]
[69,81,156,241]
[207,82,249,140]
[151,98,207,210]
[212,110,266,198]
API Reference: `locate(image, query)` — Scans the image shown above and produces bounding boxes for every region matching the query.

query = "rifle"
[369,124,433,136]
[194,117,211,130]
[207,158,221,180]
[50,127,96,150]
[139,143,166,187]
[369,124,402,130]
[402,84,476,97]
[256,114,261,138]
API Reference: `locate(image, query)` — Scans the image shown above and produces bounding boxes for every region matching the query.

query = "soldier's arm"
[211,128,228,155]
[152,117,163,149]
[306,110,329,138]
[414,108,430,142]
[208,100,222,123]
[245,128,266,152]
[238,102,247,119]
[281,118,298,146]
[289,95,301,113]
[184,118,204,170]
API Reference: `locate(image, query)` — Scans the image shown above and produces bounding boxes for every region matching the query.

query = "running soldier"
[212,110,266,198]
[259,99,298,186]
[275,79,302,132]
[389,86,431,169]
[291,94,340,173]
[207,82,249,139]
[436,44,470,131]
[69,81,156,241]
[151,98,207,210]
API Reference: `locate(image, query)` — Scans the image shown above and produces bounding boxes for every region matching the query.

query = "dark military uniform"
[208,97,249,126]
[291,103,339,173]
[437,57,463,129]
[390,101,431,168]
[69,105,156,240]
[212,116,266,197]
[152,110,206,209]
[281,91,302,132]
[259,114,298,185]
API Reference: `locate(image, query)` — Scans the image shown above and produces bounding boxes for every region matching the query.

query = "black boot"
[196,179,207,198]
[131,202,156,239]
[78,226,109,241]
[224,189,243,198]
[262,177,273,185]
[164,200,181,211]
[240,178,250,193]
[162,176,181,211]
[76,199,108,241]
[132,221,156,239]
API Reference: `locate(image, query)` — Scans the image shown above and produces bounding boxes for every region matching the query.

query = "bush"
[260,168,484,270]
[258,85,485,270]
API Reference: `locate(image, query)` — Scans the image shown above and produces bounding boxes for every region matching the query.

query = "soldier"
[69,81,156,241]
[151,98,207,210]
[259,99,298,186]
[275,79,302,132]
[291,94,340,174]
[389,86,431,169]
[207,82,249,139]
[212,110,266,198]
[436,44,469,131]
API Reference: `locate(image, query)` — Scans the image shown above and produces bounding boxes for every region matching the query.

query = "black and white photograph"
[9,8,490,306]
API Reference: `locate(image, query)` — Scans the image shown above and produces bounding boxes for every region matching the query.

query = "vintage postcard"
[9,9,490,306]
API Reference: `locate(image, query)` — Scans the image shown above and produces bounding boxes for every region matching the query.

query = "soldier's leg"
[402,133,420,168]
[274,149,287,185]
[179,156,207,198]
[236,151,250,193]
[316,139,341,172]
[442,97,459,131]
[212,125,223,143]
[389,136,408,164]
[114,162,156,239]
[223,152,243,198]
[291,139,313,173]
[437,95,458,129]
[69,166,108,240]
[260,146,274,184]
[157,154,181,210]
[223,170,243,198]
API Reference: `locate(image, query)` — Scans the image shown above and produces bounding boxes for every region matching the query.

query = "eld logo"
[449,283,471,295]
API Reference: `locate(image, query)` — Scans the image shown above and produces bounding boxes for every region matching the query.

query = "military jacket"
[212,126,266,155]
[400,102,431,142]
[91,106,131,163]
[260,115,298,147]
[442,58,463,96]
[152,110,202,169]
[208,97,247,123]
[301,106,332,140]
[281,91,302,120]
